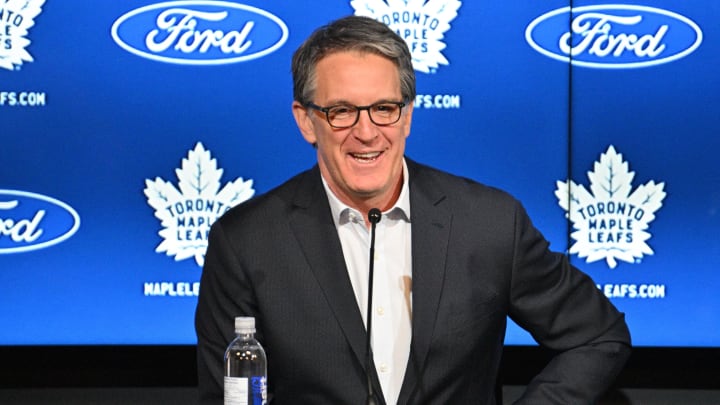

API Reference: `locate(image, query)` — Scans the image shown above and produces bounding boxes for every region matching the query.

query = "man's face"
[292,51,413,211]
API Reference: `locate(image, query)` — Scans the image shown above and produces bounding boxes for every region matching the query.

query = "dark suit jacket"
[195,159,631,404]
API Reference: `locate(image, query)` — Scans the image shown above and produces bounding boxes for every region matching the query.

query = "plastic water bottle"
[224,316,267,405]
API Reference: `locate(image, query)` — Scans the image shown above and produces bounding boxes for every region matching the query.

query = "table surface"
[1,386,719,405]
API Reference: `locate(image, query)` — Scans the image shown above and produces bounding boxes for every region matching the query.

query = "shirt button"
[379,363,389,373]
[377,307,385,316]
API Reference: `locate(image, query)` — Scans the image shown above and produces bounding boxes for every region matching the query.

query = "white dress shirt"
[322,160,413,405]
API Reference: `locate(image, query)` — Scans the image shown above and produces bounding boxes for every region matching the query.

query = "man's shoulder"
[407,159,518,205]
[215,166,319,228]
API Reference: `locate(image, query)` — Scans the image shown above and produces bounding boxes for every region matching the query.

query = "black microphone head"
[368,208,382,224]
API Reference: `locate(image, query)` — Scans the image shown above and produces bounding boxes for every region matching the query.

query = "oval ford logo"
[0,190,81,254]
[111,1,289,65]
[526,5,703,68]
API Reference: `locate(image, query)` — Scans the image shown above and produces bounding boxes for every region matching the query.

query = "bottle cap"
[234,316,256,334]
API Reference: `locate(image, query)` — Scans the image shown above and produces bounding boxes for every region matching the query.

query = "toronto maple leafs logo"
[0,0,45,71]
[555,145,666,268]
[351,0,461,73]
[144,142,255,266]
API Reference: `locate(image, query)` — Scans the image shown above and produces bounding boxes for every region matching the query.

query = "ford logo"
[0,190,81,254]
[526,5,703,68]
[111,1,289,65]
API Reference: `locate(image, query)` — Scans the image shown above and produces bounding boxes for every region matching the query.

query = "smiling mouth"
[350,151,382,162]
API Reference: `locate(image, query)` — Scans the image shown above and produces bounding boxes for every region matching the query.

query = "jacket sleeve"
[195,220,259,403]
[507,201,631,404]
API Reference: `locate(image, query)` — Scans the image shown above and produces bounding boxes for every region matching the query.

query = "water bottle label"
[223,376,249,405]
[250,376,267,405]
[224,376,266,405]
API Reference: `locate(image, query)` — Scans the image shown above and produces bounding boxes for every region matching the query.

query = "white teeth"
[351,152,381,161]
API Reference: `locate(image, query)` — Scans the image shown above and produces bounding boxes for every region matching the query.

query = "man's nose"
[352,110,378,141]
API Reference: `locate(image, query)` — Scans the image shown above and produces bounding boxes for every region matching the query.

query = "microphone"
[365,208,382,405]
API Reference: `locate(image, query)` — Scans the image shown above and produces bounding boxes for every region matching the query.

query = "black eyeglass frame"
[305,101,407,129]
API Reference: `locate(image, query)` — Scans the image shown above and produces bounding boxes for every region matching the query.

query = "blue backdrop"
[2,0,718,346]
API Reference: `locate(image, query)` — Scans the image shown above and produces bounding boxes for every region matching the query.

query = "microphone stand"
[365,208,382,405]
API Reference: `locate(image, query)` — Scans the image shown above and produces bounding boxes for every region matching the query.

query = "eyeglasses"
[305,101,406,129]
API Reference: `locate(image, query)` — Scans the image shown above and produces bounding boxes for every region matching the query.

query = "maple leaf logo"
[0,0,46,71]
[144,142,255,266]
[351,0,461,73]
[555,145,666,268]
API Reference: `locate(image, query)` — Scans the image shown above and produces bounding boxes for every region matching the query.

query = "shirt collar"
[322,159,411,226]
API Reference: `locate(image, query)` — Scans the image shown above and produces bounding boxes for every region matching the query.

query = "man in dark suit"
[196,15,631,404]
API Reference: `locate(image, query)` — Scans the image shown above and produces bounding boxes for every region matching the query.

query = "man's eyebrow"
[322,98,403,106]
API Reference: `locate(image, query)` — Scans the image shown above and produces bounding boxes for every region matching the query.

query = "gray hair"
[292,15,416,105]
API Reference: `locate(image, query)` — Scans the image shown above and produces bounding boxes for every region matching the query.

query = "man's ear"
[292,101,317,146]
[402,101,414,139]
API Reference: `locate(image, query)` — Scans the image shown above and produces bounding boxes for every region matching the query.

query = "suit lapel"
[288,167,370,373]
[288,163,451,404]
[399,161,452,404]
